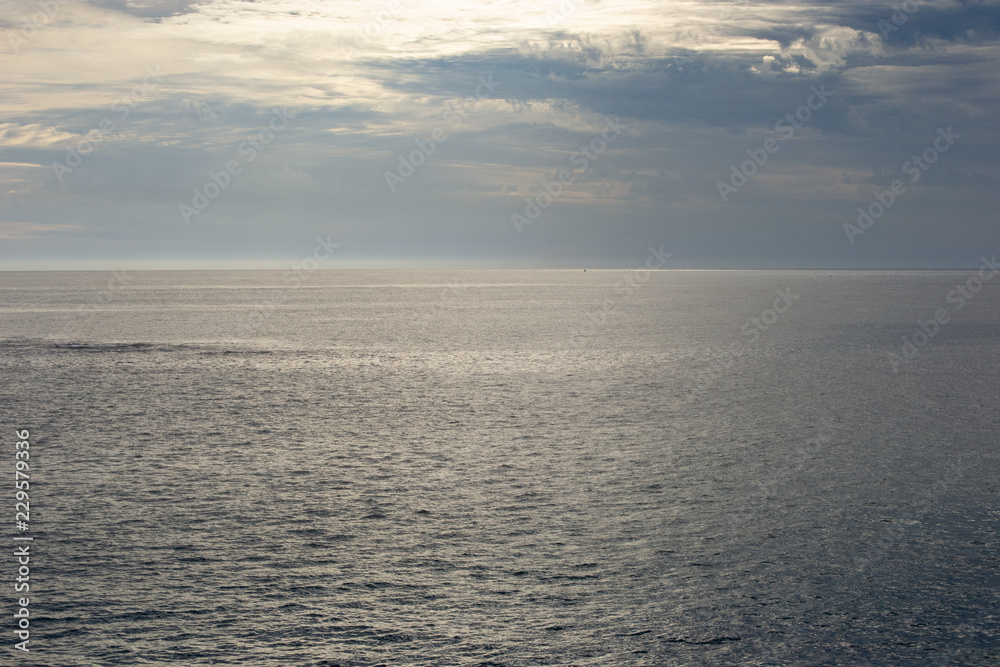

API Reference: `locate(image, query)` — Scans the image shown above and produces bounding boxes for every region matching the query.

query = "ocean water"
[1,269,998,665]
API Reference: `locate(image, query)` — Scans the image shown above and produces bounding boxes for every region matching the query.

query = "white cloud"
[0,123,80,149]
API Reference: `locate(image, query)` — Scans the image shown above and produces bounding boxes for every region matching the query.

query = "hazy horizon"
[5,264,1000,272]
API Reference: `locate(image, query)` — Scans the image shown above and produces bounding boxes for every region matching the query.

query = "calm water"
[1,270,998,665]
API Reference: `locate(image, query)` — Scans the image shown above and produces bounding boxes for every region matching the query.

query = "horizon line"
[0,266,992,273]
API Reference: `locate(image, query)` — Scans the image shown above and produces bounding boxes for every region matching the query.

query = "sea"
[0,269,998,665]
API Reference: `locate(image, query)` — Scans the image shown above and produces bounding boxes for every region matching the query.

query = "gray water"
[1,270,998,665]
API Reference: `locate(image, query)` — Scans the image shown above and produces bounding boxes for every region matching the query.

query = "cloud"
[86,0,199,19]
[2,0,1000,267]
[0,123,81,149]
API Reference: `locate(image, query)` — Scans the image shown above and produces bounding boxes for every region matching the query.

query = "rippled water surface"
[1,270,998,665]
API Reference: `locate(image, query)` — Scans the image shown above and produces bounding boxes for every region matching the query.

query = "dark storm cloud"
[368,51,850,133]
[835,1,1000,47]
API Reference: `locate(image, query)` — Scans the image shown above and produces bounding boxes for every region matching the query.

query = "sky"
[0,0,998,269]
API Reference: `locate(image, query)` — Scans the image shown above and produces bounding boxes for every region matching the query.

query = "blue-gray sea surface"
[1,269,998,665]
